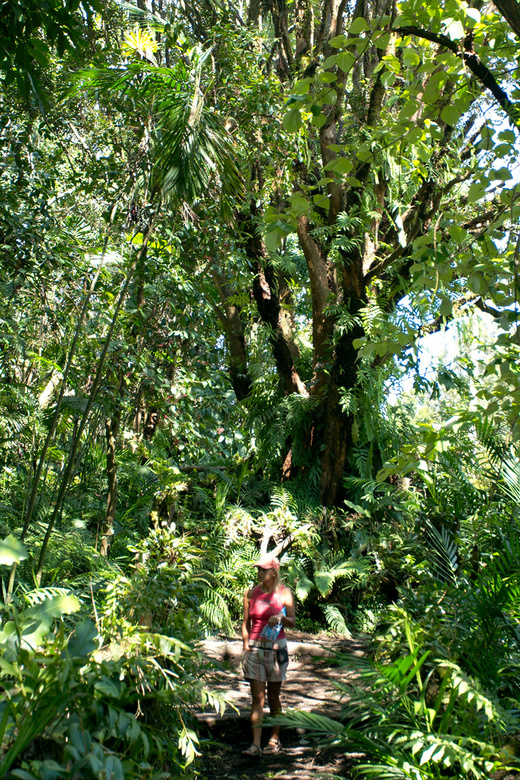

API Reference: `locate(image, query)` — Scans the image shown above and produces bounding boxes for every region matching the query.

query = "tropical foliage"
[1,0,520,776]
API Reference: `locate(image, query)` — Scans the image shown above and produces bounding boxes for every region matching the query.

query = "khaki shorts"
[242,644,289,682]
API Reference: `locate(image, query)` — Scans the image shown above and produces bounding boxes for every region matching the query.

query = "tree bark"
[100,405,120,556]
[493,0,520,39]
[240,205,308,397]
[210,268,252,401]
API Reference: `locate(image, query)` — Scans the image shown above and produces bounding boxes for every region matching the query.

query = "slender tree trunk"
[100,417,118,556]
[100,376,124,556]
[7,234,113,599]
[210,268,252,401]
[35,223,154,583]
[20,240,109,543]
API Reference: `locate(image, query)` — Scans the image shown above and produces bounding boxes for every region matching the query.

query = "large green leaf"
[283,108,303,133]
[26,594,80,622]
[66,618,98,659]
[0,535,28,566]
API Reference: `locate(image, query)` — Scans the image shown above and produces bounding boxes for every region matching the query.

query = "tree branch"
[474,297,503,319]
[395,26,520,126]
[492,0,520,39]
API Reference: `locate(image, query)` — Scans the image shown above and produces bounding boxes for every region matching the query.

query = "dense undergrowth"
[2,419,520,778]
[2,1,520,777]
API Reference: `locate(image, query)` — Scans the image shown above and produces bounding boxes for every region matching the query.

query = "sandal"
[263,739,282,755]
[242,743,263,758]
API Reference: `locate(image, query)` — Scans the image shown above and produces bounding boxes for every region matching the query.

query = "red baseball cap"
[255,553,280,570]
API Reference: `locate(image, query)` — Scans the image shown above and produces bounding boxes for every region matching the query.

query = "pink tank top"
[248,585,286,641]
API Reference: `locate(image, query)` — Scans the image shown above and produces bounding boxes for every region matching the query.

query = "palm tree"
[31,26,242,575]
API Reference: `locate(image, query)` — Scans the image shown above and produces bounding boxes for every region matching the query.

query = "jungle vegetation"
[1,0,520,777]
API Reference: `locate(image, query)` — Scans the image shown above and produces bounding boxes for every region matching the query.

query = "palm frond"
[501,453,520,505]
[67,59,242,207]
[423,520,458,584]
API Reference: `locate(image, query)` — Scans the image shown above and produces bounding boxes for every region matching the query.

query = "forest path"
[195,631,366,780]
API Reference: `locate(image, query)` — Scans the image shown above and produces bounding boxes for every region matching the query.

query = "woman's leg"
[250,679,266,747]
[267,681,283,743]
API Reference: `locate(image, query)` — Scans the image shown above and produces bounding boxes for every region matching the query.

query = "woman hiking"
[241,553,295,757]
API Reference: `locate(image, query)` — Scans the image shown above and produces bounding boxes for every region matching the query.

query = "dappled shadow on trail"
[196,631,366,780]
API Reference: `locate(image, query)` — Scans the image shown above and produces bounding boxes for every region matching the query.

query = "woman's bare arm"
[242,588,252,650]
[267,586,296,628]
[282,587,295,628]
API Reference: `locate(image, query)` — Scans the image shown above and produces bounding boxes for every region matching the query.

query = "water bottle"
[260,606,286,641]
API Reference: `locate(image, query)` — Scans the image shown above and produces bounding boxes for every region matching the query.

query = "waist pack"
[276,646,289,665]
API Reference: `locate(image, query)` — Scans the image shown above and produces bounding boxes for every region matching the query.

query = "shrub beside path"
[195,630,366,780]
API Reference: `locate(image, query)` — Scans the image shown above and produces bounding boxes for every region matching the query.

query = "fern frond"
[323,604,352,638]
[198,589,234,635]
[270,709,346,736]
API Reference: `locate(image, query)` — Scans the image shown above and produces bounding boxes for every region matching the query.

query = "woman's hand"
[268,613,285,627]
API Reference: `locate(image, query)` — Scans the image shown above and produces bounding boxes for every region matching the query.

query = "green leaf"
[423,71,447,103]
[265,229,283,252]
[468,272,482,293]
[349,17,369,34]
[296,572,313,601]
[311,113,327,128]
[324,157,353,174]
[26,594,80,621]
[448,225,467,242]
[380,70,396,87]
[337,51,356,73]
[445,18,465,40]
[0,534,28,565]
[283,108,303,133]
[466,8,481,25]
[69,722,91,754]
[293,77,313,95]
[493,167,513,181]
[374,33,389,50]
[420,742,439,764]
[329,35,347,48]
[403,49,420,68]
[319,72,337,84]
[313,194,330,209]
[95,678,121,697]
[322,55,338,68]
[19,618,52,649]
[439,298,452,317]
[66,618,98,659]
[441,105,461,126]
[323,89,337,105]
[315,571,334,597]
[467,180,486,202]
[271,710,345,735]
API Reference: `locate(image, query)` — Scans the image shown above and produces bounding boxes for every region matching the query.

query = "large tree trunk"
[319,313,365,504]
[239,201,308,397]
[320,379,352,506]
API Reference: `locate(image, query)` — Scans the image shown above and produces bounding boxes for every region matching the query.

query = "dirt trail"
[195,631,365,780]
